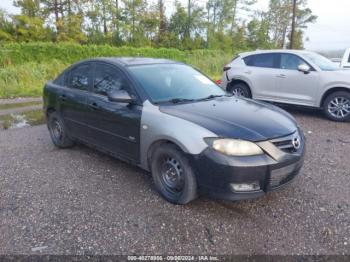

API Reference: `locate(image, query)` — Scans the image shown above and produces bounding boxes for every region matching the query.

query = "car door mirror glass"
[107,90,133,104]
[298,64,311,73]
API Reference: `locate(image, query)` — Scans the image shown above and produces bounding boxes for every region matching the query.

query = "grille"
[270,132,299,153]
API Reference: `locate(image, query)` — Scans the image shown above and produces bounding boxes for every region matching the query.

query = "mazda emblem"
[292,136,301,150]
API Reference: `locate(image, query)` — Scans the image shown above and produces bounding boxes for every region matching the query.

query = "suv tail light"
[223,66,231,72]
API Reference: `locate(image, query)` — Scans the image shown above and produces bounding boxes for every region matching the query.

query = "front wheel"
[323,91,350,122]
[47,112,75,148]
[150,144,197,205]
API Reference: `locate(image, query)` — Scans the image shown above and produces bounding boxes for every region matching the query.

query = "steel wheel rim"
[160,157,184,194]
[51,119,63,141]
[328,97,350,119]
[232,87,246,97]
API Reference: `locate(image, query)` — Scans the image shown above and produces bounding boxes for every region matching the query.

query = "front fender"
[317,83,350,106]
[139,101,217,171]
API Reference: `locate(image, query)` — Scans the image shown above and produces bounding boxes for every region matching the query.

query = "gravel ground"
[0,108,349,255]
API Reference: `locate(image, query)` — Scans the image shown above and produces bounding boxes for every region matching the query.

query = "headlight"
[205,138,264,156]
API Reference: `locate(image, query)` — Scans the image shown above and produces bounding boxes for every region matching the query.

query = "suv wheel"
[151,144,197,205]
[229,82,251,98]
[323,91,350,122]
[48,112,75,148]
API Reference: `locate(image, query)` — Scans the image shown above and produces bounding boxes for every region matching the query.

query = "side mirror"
[298,64,311,74]
[107,90,134,104]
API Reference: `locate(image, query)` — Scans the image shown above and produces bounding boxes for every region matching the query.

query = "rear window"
[54,73,66,85]
[231,56,239,62]
[243,54,279,68]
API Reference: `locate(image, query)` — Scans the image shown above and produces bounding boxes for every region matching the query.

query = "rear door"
[242,53,280,100]
[86,62,142,162]
[275,53,320,106]
[60,62,92,140]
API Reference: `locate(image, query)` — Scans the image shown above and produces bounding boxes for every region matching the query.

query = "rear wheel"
[323,91,350,122]
[47,112,74,148]
[150,144,197,205]
[229,82,251,98]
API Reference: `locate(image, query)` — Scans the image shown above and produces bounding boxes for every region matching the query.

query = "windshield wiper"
[196,94,225,101]
[168,98,195,104]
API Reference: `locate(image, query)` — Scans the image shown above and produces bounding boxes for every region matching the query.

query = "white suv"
[221,50,350,122]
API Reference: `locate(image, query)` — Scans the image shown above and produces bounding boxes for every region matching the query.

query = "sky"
[0,0,349,51]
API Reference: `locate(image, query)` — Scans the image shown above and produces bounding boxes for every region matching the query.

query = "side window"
[348,54,350,63]
[243,54,278,68]
[243,55,256,66]
[93,64,129,96]
[54,72,65,86]
[280,54,306,70]
[68,64,91,90]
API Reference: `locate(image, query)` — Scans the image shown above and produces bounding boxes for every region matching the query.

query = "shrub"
[0,43,237,98]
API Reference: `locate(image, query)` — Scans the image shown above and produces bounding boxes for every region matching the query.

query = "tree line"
[0,0,317,51]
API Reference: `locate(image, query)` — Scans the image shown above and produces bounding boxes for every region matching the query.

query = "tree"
[0,0,316,50]
[227,0,257,35]
[168,2,187,47]
[288,0,317,49]
[57,14,86,43]
[120,0,148,45]
[231,24,247,50]
[157,0,166,44]
[266,0,291,48]
[290,0,296,48]
[0,9,14,41]
[13,0,41,18]
[266,0,317,49]
[13,15,50,42]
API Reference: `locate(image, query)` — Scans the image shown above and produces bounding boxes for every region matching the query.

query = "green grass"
[0,43,234,98]
[0,100,42,110]
[0,60,69,98]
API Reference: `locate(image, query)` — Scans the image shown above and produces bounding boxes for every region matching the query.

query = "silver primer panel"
[140,100,217,171]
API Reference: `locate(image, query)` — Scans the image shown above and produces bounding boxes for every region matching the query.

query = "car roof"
[239,49,313,57]
[81,57,181,66]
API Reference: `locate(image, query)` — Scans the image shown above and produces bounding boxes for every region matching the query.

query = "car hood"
[321,69,350,86]
[159,97,298,142]
[323,69,350,79]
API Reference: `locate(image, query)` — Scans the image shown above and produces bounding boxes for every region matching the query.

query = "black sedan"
[43,57,305,204]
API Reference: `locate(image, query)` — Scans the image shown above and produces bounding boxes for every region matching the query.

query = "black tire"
[229,82,251,98]
[323,91,350,122]
[150,144,197,205]
[47,112,75,148]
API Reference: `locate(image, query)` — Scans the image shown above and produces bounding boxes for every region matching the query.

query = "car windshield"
[303,52,340,71]
[128,64,226,103]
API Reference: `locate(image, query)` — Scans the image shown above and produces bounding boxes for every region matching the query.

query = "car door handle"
[276,74,286,78]
[90,102,100,110]
[59,94,67,101]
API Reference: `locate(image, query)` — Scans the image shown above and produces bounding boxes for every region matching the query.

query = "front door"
[86,62,142,162]
[275,53,320,106]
